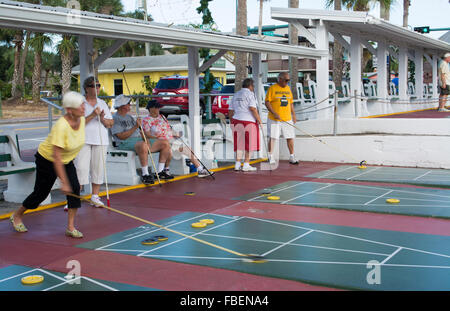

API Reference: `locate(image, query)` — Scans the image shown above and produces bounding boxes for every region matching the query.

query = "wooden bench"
[1,130,50,204]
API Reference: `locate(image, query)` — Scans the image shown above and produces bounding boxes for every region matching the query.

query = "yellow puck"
[21,275,44,285]
[191,222,208,228]
[386,198,400,204]
[199,219,215,225]
[358,166,367,169]
[267,196,280,201]
[141,238,159,245]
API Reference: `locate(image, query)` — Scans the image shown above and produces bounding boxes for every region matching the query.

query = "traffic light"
[414,26,430,34]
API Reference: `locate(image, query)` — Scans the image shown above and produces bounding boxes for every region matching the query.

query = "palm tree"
[235,0,248,92]
[289,0,299,99]
[329,0,344,89]
[30,33,52,104]
[403,0,410,27]
[257,0,270,39]
[58,35,76,95]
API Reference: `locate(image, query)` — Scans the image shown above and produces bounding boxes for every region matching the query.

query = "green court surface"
[0,265,158,291]
[77,212,450,290]
[307,165,450,188]
[235,181,450,218]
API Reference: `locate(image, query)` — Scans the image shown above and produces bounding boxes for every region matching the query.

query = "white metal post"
[78,35,93,95]
[398,45,409,101]
[350,32,362,116]
[315,22,330,119]
[188,47,201,160]
[252,52,263,158]
[415,48,424,100]
[432,54,439,99]
[376,39,388,103]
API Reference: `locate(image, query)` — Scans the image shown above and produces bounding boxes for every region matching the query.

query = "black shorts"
[440,85,450,96]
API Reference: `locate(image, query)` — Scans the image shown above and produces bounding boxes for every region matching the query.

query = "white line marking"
[137,217,243,257]
[343,183,450,200]
[317,166,357,178]
[142,255,242,261]
[262,230,314,256]
[364,190,394,205]
[381,247,403,265]
[248,182,307,201]
[413,170,432,180]
[346,167,381,180]
[290,202,450,208]
[281,184,334,204]
[96,213,210,250]
[0,268,40,283]
[42,276,119,291]
[244,216,450,260]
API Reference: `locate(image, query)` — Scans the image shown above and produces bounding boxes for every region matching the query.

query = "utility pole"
[139,0,151,56]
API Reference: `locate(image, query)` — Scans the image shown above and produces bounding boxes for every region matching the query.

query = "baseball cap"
[114,94,131,108]
[146,99,163,109]
[445,52,450,58]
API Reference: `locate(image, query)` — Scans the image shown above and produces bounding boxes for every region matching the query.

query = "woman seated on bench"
[142,100,211,178]
[10,92,86,238]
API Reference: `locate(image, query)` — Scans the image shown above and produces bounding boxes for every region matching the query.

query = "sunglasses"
[88,84,101,88]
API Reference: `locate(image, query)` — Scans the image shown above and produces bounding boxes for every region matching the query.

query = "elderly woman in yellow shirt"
[10,91,86,238]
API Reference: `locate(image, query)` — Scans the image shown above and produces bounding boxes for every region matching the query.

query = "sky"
[122,0,450,40]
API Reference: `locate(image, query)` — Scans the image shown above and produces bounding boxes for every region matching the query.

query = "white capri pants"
[267,118,295,139]
[74,144,107,185]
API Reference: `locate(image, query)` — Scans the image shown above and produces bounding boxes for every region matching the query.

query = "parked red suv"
[153,75,223,115]
[212,84,234,116]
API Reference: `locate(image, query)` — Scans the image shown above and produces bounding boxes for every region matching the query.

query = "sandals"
[10,214,28,233]
[65,228,84,238]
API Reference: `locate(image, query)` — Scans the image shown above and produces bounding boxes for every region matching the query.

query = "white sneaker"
[438,108,450,112]
[268,154,276,164]
[197,168,213,178]
[63,205,68,212]
[90,195,104,208]
[242,165,257,172]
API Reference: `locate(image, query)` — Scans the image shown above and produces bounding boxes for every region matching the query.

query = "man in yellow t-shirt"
[265,72,298,165]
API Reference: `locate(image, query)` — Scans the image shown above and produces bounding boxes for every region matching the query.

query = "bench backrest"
[0,131,23,167]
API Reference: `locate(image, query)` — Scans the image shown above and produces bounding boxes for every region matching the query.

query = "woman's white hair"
[63,91,85,109]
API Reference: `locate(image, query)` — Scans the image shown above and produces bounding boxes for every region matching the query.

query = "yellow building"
[72,54,233,96]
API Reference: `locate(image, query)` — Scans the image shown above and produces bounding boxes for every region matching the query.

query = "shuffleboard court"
[75,212,450,291]
[306,165,450,188]
[0,265,159,291]
[235,181,450,218]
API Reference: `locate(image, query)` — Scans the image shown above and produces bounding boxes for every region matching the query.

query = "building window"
[114,79,123,96]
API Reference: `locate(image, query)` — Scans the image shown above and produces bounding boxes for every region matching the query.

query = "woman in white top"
[74,76,114,207]
[229,78,262,172]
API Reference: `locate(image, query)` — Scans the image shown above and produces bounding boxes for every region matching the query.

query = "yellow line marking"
[0,158,265,220]
[360,108,436,119]
[0,126,48,133]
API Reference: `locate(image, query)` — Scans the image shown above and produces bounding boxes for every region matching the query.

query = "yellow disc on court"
[386,198,400,204]
[199,219,215,225]
[191,222,207,228]
[358,166,367,169]
[21,275,44,285]
[267,196,280,201]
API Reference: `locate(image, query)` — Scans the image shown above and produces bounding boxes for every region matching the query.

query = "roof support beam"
[78,35,93,94]
[198,49,227,73]
[291,21,316,45]
[330,32,350,50]
[94,39,127,69]
[362,40,377,55]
